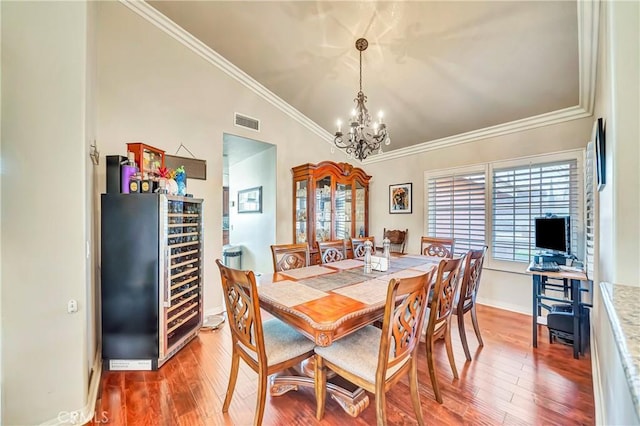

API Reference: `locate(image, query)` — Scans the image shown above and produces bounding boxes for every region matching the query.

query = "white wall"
[1,2,91,424]
[229,146,276,274]
[591,1,640,424]
[363,117,594,313]
[95,2,349,316]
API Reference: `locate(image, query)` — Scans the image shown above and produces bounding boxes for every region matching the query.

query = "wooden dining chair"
[350,236,375,259]
[420,236,455,258]
[317,240,346,263]
[424,256,464,404]
[270,243,310,272]
[215,259,316,426]
[456,247,487,361]
[314,271,434,425]
[382,228,408,254]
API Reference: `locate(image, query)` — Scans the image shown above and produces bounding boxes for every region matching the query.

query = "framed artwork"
[595,117,606,191]
[389,183,412,214]
[238,186,262,213]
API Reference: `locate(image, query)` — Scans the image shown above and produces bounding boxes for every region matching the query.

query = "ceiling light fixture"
[334,38,390,161]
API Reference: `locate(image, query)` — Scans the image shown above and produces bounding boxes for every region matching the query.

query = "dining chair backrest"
[383,228,408,254]
[270,243,310,272]
[351,236,375,259]
[216,259,266,363]
[456,247,488,361]
[378,271,434,376]
[317,240,346,263]
[458,247,487,307]
[427,257,464,334]
[421,236,455,258]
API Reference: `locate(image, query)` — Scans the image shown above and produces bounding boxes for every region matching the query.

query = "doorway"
[222,134,276,274]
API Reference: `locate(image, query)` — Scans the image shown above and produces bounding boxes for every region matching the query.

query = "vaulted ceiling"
[146,1,596,162]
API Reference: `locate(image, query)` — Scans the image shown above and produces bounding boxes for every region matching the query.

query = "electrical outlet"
[67,299,78,313]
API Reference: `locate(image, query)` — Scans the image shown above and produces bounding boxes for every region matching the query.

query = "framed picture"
[389,183,412,214]
[238,186,262,213]
[595,117,606,191]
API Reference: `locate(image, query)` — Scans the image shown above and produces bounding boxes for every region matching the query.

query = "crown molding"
[119,0,333,144]
[363,106,592,164]
[121,0,598,164]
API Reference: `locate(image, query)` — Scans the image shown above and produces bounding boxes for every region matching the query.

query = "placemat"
[323,259,363,270]
[332,278,390,305]
[390,256,434,268]
[258,280,328,307]
[300,270,371,292]
[280,265,335,280]
[383,269,429,280]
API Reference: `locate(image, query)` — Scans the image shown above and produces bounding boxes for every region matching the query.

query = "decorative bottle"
[383,237,391,266]
[364,240,373,274]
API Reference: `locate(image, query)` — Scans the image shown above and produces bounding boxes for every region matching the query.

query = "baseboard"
[590,320,605,425]
[476,297,530,316]
[39,346,102,425]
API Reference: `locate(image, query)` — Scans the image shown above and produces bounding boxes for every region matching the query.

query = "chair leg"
[223,351,240,412]
[254,369,268,426]
[457,311,472,362]
[314,355,326,421]
[409,357,425,426]
[426,338,442,404]
[470,305,484,347]
[444,325,459,379]
[375,381,387,426]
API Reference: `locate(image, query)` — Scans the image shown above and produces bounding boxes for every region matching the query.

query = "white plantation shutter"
[427,171,486,256]
[492,160,580,262]
[584,142,595,279]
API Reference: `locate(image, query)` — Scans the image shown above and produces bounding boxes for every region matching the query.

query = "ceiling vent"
[234,113,260,132]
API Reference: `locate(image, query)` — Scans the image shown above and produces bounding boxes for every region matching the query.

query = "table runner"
[332,278,390,305]
[299,270,372,292]
[258,280,328,307]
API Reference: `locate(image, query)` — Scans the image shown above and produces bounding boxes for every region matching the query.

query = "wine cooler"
[101,193,204,370]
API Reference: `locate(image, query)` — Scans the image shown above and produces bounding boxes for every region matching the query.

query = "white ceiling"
[148,1,587,160]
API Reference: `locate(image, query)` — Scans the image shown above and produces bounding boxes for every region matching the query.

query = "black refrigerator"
[101,193,204,370]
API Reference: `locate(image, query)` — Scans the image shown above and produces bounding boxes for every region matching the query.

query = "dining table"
[256,254,442,417]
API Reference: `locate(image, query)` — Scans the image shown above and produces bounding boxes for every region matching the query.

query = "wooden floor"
[93,304,595,425]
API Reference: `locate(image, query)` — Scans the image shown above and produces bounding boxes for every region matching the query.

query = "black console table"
[526,263,591,359]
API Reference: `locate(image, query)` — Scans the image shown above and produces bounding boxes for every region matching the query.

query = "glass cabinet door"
[335,182,352,240]
[295,180,308,244]
[355,181,366,237]
[315,176,332,242]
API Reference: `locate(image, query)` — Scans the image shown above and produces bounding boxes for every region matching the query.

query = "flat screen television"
[534,216,570,255]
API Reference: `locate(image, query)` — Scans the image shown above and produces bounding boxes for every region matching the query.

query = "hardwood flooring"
[92,304,594,425]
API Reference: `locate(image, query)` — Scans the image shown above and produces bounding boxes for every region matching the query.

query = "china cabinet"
[126,142,165,178]
[292,161,371,264]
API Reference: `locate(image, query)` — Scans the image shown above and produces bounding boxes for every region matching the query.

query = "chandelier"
[334,38,390,161]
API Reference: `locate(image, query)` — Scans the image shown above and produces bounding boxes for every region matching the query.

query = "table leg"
[571,279,580,359]
[532,275,539,348]
[269,359,370,417]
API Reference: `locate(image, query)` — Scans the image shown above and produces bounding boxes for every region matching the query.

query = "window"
[426,169,486,256]
[424,150,583,270]
[492,159,580,262]
[585,142,595,279]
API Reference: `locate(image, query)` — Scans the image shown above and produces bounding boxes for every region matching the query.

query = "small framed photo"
[238,186,262,213]
[389,183,412,214]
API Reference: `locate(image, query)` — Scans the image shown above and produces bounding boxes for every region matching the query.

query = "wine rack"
[101,194,204,370]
